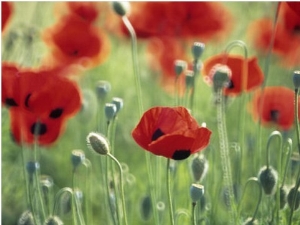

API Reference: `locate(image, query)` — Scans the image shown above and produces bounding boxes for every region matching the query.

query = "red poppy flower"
[43,14,110,68]
[248,2,300,67]
[202,53,264,95]
[286,2,300,16]
[9,107,66,146]
[251,86,300,130]
[2,62,20,107]
[67,2,100,23]
[132,106,211,160]
[121,2,232,40]
[2,1,13,32]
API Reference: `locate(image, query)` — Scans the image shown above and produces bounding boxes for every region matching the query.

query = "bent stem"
[167,158,175,225]
[108,153,128,225]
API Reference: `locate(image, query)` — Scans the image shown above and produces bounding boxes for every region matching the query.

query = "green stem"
[108,153,128,225]
[167,158,175,225]
[288,88,300,225]
[72,168,86,225]
[216,89,237,224]
[192,202,197,225]
[281,139,292,188]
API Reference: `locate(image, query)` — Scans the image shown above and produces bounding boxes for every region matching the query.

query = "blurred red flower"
[122,2,233,41]
[2,63,82,145]
[132,106,211,160]
[202,53,264,95]
[248,2,300,67]
[2,1,13,32]
[67,2,100,23]
[43,14,110,68]
[251,86,300,130]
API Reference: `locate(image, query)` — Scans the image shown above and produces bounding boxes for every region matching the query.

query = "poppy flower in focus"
[248,2,300,67]
[251,86,300,130]
[2,1,13,32]
[43,14,110,68]
[121,2,233,41]
[146,37,190,94]
[202,53,264,95]
[1,63,82,146]
[132,106,211,160]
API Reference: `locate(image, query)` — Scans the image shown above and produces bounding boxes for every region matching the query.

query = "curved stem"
[265,131,283,168]
[281,138,292,188]
[108,153,128,225]
[167,158,175,225]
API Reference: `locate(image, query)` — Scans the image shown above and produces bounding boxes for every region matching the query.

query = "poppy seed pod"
[211,64,231,92]
[192,42,205,60]
[112,97,124,113]
[86,132,110,155]
[105,103,117,121]
[293,70,300,89]
[190,184,204,203]
[258,166,278,195]
[71,149,85,168]
[191,154,208,182]
[44,216,63,225]
[287,186,300,211]
[112,1,130,16]
[17,210,34,225]
[174,60,187,76]
[95,80,111,100]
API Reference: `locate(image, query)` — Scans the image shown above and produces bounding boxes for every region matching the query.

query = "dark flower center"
[270,110,279,122]
[151,128,165,141]
[5,98,18,107]
[30,122,47,135]
[49,108,64,119]
[293,24,300,34]
[25,93,31,108]
[172,149,191,160]
[227,79,234,89]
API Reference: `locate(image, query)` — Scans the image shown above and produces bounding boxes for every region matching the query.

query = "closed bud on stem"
[174,60,187,77]
[86,132,110,155]
[258,166,278,195]
[95,80,111,100]
[279,186,287,209]
[105,103,117,121]
[112,97,124,113]
[191,154,208,182]
[18,211,34,225]
[287,186,300,211]
[293,70,300,89]
[211,64,231,92]
[112,1,130,16]
[190,183,204,203]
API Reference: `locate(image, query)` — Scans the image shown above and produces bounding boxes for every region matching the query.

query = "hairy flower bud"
[86,132,110,155]
[191,154,208,182]
[258,166,278,195]
[44,216,63,225]
[287,186,300,211]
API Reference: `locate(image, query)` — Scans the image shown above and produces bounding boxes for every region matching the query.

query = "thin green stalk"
[72,168,86,225]
[122,15,159,225]
[288,88,300,225]
[167,158,175,225]
[107,153,128,225]
[216,90,238,224]
[192,203,197,225]
[83,159,92,225]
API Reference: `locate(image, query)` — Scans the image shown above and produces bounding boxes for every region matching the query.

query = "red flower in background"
[2,63,82,146]
[2,1,13,32]
[251,86,300,130]
[202,54,264,95]
[248,2,300,67]
[43,14,110,68]
[132,106,211,160]
[67,2,100,23]
[122,2,233,41]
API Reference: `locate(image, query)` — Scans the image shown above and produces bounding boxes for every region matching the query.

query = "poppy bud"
[192,42,205,60]
[211,64,231,92]
[44,216,63,225]
[293,70,300,89]
[71,149,85,168]
[191,154,208,182]
[140,195,152,221]
[258,166,278,195]
[112,1,130,16]
[287,186,300,211]
[185,70,194,89]
[190,183,204,203]
[242,217,258,225]
[174,60,187,76]
[86,132,110,155]
[112,97,124,113]
[18,211,34,225]
[95,80,111,100]
[105,103,117,121]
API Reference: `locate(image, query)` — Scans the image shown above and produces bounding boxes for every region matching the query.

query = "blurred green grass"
[2,2,299,225]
